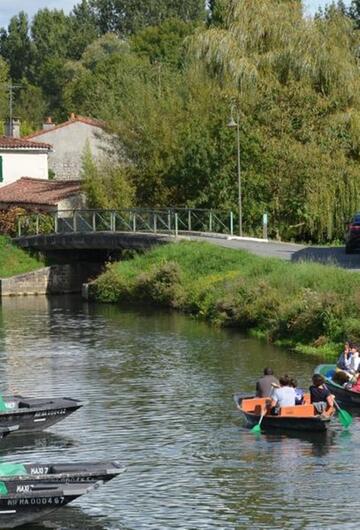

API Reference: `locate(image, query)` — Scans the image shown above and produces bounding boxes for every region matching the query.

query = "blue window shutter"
[0,156,3,182]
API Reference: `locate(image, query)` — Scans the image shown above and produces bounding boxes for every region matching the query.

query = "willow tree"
[193,0,360,241]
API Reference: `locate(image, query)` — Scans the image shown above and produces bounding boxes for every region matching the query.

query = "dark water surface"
[0,295,357,530]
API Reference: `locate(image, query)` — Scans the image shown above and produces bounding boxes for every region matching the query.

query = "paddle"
[323,384,352,429]
[333,399,352,429]
[251,383,278,434]
[251,408,266,434]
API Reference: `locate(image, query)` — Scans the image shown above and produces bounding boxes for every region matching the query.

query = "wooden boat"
[0,395,84,433]
[0,481,100,528]
[235,394,334,432]
[315,364,360,407]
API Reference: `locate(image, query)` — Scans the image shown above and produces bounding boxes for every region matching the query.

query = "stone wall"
[0,264,102,297]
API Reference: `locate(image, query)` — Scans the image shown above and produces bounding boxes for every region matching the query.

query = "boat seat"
[241,398,267,413]
[254,404,267,416]
[279,404,315,417]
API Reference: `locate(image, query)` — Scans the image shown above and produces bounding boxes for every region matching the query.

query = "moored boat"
[0,395,84,433]
[235,394,334,432]
[315,364,360,407]
[0,481,100,528]
[0,461,124,488]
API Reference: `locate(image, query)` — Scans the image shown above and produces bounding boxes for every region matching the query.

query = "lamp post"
[227,108,242,237]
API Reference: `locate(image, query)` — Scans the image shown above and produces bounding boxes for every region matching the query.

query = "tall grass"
[0,236,44,278]
[92,241,360,358]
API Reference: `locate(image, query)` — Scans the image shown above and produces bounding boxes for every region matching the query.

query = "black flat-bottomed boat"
[0,461,124,488]
[0,395,84,433]
[0,481,100,528]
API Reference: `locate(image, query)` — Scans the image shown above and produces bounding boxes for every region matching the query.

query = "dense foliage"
[91,241,360,358]
[1,0,360,241]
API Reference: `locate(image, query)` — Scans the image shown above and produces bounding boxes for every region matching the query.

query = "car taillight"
[350,225,360,231]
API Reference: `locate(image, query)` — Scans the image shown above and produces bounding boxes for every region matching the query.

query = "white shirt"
[351,352,360,372]
[272,386,296,407]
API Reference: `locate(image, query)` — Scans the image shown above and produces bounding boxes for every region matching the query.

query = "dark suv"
[345,213,360,253]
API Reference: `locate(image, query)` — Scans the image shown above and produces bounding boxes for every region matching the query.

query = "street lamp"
[227,107,242,237]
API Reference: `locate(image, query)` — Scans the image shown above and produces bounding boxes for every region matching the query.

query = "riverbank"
[0,236,43,278]
[90,241,360,359]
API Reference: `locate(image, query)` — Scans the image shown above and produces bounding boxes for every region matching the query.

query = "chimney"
[5,118,20,138]
[42,116,56,131]
[69,112,76,120]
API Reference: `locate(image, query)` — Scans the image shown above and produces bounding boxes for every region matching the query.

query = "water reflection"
[0,295,357,529]
[0,432,76,458]
[17,506,111,530]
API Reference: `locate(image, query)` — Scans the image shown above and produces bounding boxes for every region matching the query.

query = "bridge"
[13,208,360,271]
[15,208,261,260]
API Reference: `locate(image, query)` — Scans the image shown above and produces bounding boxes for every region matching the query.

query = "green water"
[0,295,354,529]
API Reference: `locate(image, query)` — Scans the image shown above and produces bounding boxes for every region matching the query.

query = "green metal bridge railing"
[17,208,239,238]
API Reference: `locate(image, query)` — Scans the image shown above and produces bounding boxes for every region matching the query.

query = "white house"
[0,136,52,187]
[25,114,109,180]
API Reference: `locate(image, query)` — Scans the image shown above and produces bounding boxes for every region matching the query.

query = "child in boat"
[269,375,296,414]
[310,374,334,413]
[290,378,304,405]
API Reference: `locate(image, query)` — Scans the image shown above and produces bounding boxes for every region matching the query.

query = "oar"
[251,384,278,434]
[333,399,352,429]
[251,408,266,434]
[324,384,352,429]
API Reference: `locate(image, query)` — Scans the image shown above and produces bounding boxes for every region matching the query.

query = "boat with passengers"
[234,393,335,432]
[315,364,360,407]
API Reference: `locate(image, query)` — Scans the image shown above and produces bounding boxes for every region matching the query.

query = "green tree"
[81,143,135,208]
[0,12,33,81]
[131,18,197,67]
[85,0,205,36]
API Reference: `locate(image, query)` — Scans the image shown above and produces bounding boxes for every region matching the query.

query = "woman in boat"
[310,374,334,413]
[347,371,360,393]
[349,343,360,373]
[270,375,295,414]
[333,341,353,384]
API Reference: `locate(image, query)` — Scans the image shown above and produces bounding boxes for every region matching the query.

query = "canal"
[0,295,357,529]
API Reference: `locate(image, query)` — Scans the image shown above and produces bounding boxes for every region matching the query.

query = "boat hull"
[315,364,360,407]
[0,462,124,490]
[235,395,333,433]
[0,483,98,528]
[0,396,83,433]
[242,410,330,432]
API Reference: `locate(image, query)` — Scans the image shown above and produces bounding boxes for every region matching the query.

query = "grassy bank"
[91,241,360,359]
[0,237,44,278]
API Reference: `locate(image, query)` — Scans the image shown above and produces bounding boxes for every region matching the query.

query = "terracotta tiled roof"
[0,137,52,150]
[25,114,106,140]
[0,177,82,206]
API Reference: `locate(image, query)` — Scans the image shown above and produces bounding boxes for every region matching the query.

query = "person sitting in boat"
[256,367,279,398]
[269,375,296,414]
[333,341,353,384]
[349,343,360,373]
[290,378,304,405]
[347,371,360,393]
[310,374,334,414]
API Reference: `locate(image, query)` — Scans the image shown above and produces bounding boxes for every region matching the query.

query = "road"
[187,235,360,271]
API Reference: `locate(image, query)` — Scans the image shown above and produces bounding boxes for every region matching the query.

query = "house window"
[0,156,3,182]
